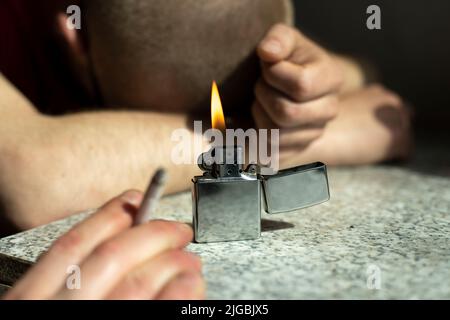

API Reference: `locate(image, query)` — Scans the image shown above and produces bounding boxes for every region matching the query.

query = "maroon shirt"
[0,0,90,114]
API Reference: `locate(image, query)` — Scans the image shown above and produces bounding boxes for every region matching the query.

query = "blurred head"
[61,0,293,114]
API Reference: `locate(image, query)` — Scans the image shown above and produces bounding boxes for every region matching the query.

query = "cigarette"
[134,168,168,225]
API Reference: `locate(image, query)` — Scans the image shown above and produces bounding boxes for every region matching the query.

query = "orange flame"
[211,81,226,133]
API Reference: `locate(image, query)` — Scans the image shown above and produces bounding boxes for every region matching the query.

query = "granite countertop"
[1,145,449,299]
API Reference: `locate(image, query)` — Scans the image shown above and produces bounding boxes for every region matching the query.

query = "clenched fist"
[253,23,363,148]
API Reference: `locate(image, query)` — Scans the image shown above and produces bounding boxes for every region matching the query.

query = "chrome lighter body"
[192,146,330,243]
[193,175,261,243]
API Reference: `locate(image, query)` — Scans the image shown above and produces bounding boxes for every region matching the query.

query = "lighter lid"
[261,162,330,214]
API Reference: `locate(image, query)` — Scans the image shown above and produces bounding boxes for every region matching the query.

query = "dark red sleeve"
[0,0,40,103]
[0,0,89,113]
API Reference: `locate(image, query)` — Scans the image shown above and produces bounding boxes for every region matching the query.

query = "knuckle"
[51,229,82,256]
[292,71,311,100]
[104,207,132,228]
[93,239,122,259]
[273,100,297,126]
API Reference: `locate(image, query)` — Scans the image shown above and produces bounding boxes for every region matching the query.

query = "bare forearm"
[2,111,202,229]
[51,111,200,193]
[1,103,202,230]
[49,110,200,195]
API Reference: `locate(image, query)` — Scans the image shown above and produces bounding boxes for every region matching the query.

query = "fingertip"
[258,23,298,62]
[175,222,194,241]
[258,38,283,62]
[146,220,193,247]
[156,220,194,246]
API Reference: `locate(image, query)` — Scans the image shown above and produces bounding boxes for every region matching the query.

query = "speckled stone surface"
[0,164,449,299]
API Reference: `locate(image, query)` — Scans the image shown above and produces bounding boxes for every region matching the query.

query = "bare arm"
[0,74,202,231]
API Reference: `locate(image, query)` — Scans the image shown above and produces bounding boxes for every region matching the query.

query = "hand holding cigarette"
[4,184,204,300]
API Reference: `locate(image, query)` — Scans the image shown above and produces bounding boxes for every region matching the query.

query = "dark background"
[293,0,450,133]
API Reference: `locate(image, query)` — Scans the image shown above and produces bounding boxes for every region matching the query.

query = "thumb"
[257,24,298,63]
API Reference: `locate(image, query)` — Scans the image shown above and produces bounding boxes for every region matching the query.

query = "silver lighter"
[192,145,330,243]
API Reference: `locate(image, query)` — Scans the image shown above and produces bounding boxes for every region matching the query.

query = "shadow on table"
[382,130,450,179]
[261,219,294,233]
